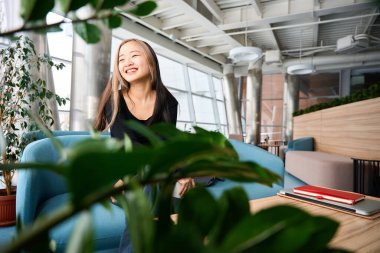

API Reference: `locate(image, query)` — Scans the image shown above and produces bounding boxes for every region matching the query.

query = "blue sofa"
[286,136,314,152]
[8,133,303,252]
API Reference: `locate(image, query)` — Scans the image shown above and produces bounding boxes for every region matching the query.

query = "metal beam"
[251,0,263,17]
[200,0,223,22]
[161,15,194,30]
[166,0,242,47]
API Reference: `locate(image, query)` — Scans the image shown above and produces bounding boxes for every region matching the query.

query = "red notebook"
[293,185,365,205]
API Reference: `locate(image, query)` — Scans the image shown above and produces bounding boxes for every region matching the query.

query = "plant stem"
[0,11,118,37]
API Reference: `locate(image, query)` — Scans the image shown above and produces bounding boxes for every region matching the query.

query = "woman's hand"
[110,179,125,204]
[177,178,195,197]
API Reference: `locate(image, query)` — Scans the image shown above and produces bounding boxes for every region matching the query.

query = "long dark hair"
[94,38,173,131]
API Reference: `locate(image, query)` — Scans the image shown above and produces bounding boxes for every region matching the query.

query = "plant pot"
[0,188,16,227]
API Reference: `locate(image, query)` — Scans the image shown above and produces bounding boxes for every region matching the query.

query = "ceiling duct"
[335,34,369,54]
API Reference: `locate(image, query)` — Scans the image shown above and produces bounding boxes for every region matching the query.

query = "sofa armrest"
[16,135,97,225]
[229,139,284,186]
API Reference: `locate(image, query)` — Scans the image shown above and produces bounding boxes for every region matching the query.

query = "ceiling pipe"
[283,51,380,68]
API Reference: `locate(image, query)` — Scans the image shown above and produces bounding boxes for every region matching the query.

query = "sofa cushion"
[17,136,100,226]
[37,193,125,253]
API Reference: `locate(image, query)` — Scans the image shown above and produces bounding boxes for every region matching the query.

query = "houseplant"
[0,35,67,226]
[0,122,344,253]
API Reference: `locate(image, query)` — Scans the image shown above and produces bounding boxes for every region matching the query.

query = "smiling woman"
[93,38,194,253]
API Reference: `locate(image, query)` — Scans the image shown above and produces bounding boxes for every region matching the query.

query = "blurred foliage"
[294,83,380,116]
[0,122,347,253]
[3,0,157,44]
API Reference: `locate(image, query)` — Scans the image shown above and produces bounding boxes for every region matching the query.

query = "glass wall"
[298,73,340,110]
[261,74,284,142]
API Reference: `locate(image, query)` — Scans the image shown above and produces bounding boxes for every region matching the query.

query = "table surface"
[250,195,380,252]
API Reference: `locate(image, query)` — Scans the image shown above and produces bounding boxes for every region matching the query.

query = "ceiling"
[122,0,380,74]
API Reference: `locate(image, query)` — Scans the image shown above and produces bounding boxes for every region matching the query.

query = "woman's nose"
[126,59,134,66]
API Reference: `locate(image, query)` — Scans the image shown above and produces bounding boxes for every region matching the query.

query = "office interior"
[1,0,380,252]
[1,1,380,142]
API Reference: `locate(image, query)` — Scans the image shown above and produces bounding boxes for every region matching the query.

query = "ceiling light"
[287,64,315,75]
[229,46,262,63]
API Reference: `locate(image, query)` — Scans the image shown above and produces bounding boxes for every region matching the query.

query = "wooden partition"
[293,97,380,160]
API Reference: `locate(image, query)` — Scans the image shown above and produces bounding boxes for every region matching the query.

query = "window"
[188,68,211,97]
[158,55,186,90]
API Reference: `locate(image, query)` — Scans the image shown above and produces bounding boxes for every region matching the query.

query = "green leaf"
[177,188,218,238]
[158,224,205,253]
[125,121,163,147]
[20,0,37,21]
[67,144,154,206]
[94,0,129,10]
[298,216,340,252]
[58,0,89,13]
[117,181,155,253]
[102,15,123,29]
[208,188,251,246]
[150,123,187,140]
[179,160,281,186]
[220,205,339,253]
[128,1,157,16]
[34,25,63,34]
[65,212,94,253]
[21,0,55,22]
[73,22,102,44]
[124,133,133,152]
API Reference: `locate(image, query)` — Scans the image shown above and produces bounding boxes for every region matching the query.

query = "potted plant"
[0,35,67,226]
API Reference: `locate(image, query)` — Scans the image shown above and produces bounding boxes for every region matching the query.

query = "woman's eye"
[119,58,124,62]
[132,54,138,58]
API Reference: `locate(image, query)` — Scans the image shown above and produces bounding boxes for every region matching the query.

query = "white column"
[222,65,242,136]
[283,74,300,142]
[340,69,351,97]
[245,60,263,145]
[69,21,111,130]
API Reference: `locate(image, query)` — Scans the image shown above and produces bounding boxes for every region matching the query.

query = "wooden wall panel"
[293,97,380,160]
[293,111,322,150]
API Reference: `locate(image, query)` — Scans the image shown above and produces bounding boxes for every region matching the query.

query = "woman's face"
[118,41,151,84]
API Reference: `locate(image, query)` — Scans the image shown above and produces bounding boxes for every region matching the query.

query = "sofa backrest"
[17,135,99,225]
[17,134,284,225]
[229,139,284,185]
[287,136,314,152]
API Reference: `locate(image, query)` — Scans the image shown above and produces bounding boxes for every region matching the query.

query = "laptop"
[279,188,380,216]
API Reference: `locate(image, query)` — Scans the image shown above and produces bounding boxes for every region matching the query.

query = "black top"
[105,91,178,145]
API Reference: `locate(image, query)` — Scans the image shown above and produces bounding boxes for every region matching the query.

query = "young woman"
[94,38,194,253]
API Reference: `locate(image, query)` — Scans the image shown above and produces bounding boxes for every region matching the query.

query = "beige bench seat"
[285,151,353,191]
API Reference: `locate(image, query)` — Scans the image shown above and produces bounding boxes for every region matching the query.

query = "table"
[257,143,281,156]
[250,196,380,252]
